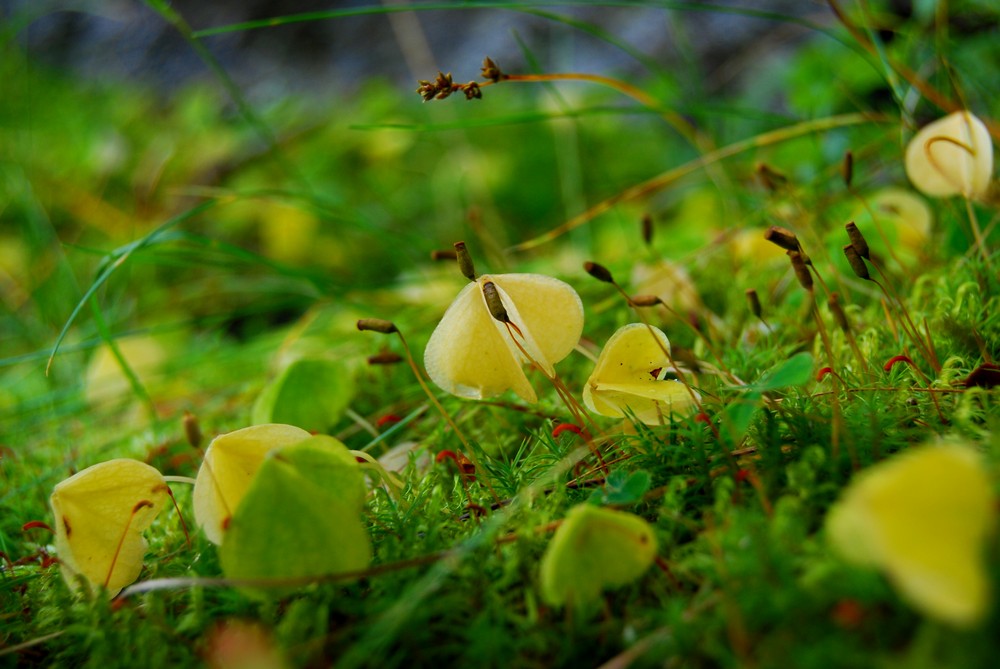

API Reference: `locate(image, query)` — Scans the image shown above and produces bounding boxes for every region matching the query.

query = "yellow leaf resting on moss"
[583,323,697,425]
[424,273,583,403]
[50,459,169,598]
[904,111,993,199]
[826,443,997,627]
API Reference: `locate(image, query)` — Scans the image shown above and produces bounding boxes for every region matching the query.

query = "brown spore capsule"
[629,294,662,308]
[788,251,813,291]
[584,261,615,284]
[764,226,800,252]
[844,221,870,260]
[843,244,871,280]
[367,352,404,365]
[454,241,477,281]
[431,249,458,262]
[641,213,654,245]
[756,163,788,192]
[183,411,202,449]
[481,281,510,323]
[745,289,762,319]
[357,318,399,334]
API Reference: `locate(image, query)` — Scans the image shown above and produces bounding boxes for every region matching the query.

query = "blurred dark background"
[8,0,823,101]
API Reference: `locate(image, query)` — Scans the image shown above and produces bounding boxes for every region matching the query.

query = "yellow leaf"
[49,459,169,598]
[424,273,583,403]
[583,323,697,425]
[192,424,312,545]
[904,111,993,199]
[826,444,997,627]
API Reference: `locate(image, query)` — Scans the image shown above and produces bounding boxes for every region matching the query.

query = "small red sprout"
[376,414,403,428]
[831,599,865,629]
[551,423,584,439]
[22,521,53,534]
[435,450,476,476]
[883,355,915,372]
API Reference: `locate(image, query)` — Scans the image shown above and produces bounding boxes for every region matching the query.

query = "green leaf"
[539,504,657,609]
[251,358,354,432]
[755,352,814,391]
[590,469,652,506]
[219,435,371,595]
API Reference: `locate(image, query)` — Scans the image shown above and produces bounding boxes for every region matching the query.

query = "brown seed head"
[416,79,437,102]
[481,57,504,82]
[463,82,482,100]
[434,72,454,100]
